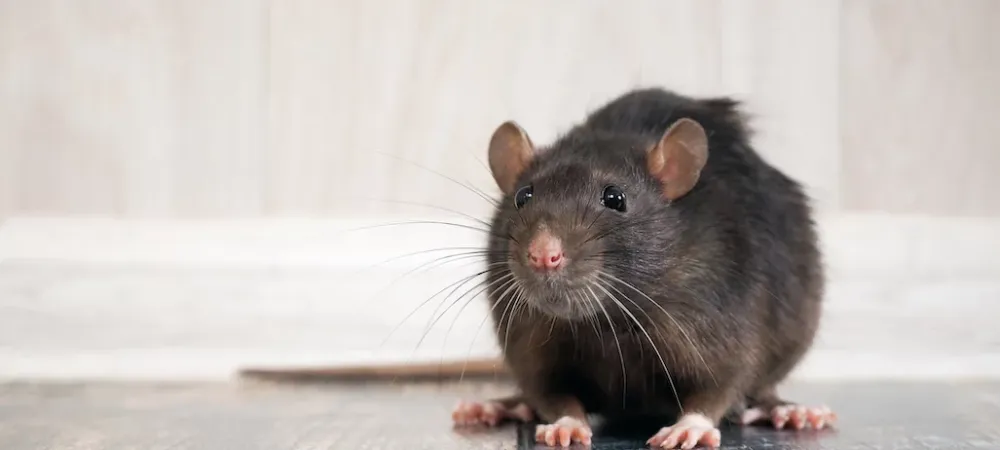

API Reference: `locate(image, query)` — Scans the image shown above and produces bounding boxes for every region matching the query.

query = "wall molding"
[0,213,998,381]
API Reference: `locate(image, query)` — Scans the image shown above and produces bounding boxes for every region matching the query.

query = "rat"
[451,87,835,449]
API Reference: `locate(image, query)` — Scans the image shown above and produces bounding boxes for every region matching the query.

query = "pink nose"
[527,231,565,271]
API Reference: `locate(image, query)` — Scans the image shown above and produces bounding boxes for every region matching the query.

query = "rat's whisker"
[343,220,496,237]
[542,314,557,348]
[440,271,517,355]
[585,283,627,406]
[580,213,670,246]
[585,205,606,233]
[413,252,503,273]
[416,270,515,349]
[364,249,503,308]
[374,151,500,208]
[575,290,603,343]
[415,277,502,360]
[442,273,516,374]
[573,198,588,229]
[568,304,578,341]
[586,292,607,351]
[359,197,495,229]
[511,287,531,342]
[419,262,509,338]
[381,267,499,349]
[499,290,517,355]
[472,154,492,176]
[584,206,673,241]
[398,250,504,278]
[496,282,519,357]
[386,263,504,348]
[598,270,718,387]
[366,247,501,270]
[515,203,526,228]
[502,284,528,357]
[591,276,683,414]
[460,277,520,383]
[372,252,502,316]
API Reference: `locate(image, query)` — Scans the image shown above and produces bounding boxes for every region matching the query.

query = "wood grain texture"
[0,0,267,218]
[4,1,1000,218]
[265,0,737,218]
[1,0,846,219]
[840,0,1000,216]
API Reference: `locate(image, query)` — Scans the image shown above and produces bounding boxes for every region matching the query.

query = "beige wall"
[2,0,1000,381]
[1,0,997,220]
[840,0,1000,216]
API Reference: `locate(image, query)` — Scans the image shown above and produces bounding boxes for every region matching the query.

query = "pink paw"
[452,400,533,427]
[535,416,593,447]
[647,413,721,449]
[740,404,836,430]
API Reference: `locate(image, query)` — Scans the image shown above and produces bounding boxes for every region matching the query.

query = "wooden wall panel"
[4,1,996,219]
[0,0,266,218]
[840,0,1000,216]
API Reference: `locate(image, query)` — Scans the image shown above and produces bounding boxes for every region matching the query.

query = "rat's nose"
[527,230,565,271]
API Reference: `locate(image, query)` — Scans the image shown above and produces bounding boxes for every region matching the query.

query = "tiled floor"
[1,380,999,449]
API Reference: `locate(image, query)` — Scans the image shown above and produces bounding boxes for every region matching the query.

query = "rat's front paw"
[647,413,721,449]
[535,416,593,447]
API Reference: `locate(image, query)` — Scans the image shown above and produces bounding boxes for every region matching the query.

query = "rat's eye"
[601,185,626,212]
[514,185,533,209]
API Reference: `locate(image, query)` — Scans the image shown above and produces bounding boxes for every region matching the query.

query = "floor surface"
[1,380,998,449]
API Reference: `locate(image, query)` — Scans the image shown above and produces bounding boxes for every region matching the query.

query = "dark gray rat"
[451,87,834,449]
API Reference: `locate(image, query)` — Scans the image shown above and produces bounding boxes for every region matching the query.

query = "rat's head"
[485,119,709,320]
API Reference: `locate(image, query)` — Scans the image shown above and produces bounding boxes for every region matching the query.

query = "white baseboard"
[0,213,998,381]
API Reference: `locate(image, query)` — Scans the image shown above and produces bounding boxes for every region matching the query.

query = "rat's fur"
[482,87,824,427]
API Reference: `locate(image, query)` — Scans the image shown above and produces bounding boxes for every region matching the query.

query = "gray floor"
[1,380,998,449]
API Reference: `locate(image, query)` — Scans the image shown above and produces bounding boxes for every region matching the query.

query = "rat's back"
[580,88,749,146]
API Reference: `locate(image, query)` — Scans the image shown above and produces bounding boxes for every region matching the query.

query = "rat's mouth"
[509,272,603,321]
[497,250,606,321]
[529,288,602,321]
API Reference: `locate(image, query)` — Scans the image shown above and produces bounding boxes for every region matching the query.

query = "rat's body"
[452,88,834,449]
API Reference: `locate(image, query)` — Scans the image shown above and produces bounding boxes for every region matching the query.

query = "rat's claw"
[452,400,501,427]
[740,404,836,430]
[647,413,721,449]
[534,416,592,447]
[805,405,836,429]
[452,399,536,427]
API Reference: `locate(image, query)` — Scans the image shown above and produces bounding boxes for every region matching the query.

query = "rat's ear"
[488,121,535,194]
[646,118,709,201]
